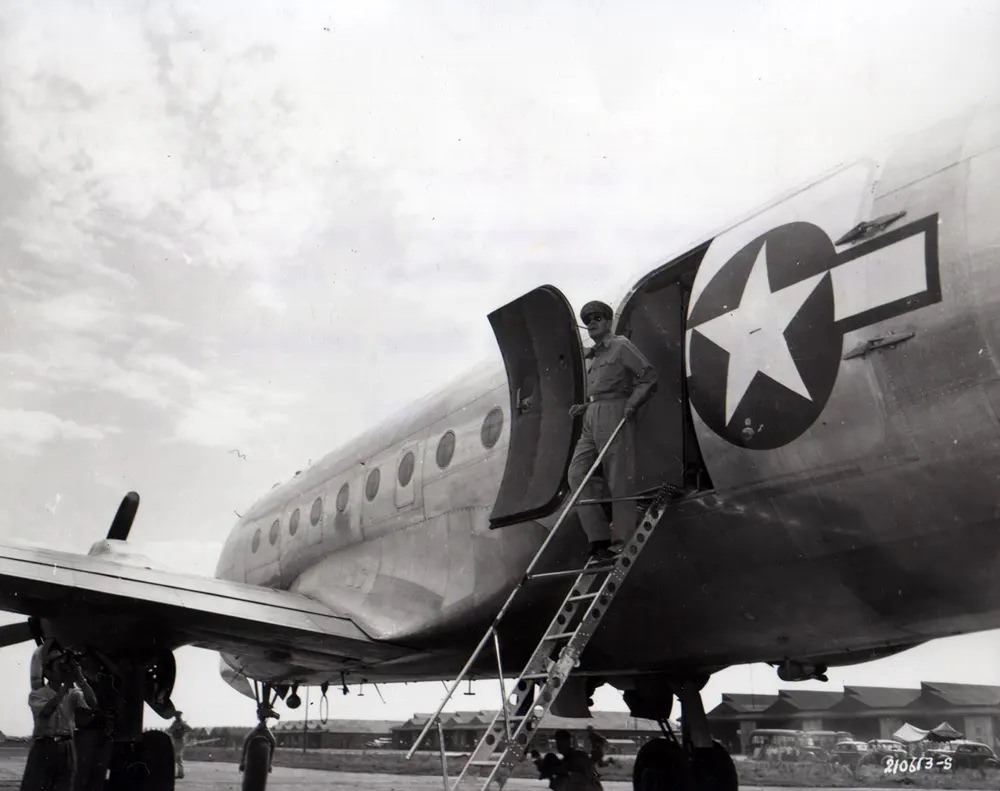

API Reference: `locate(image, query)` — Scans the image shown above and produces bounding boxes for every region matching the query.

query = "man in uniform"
[586,725,610,768]
[29,639,57,691]
[167,711,193,779]
[532,730,603,790]
[72,656,115,791]
[568,300,657,561]
[21,650,98,791]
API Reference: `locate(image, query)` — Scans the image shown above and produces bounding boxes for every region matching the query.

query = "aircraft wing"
[0,542,412,670]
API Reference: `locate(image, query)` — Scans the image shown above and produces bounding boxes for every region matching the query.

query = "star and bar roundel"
[686,215,941,450]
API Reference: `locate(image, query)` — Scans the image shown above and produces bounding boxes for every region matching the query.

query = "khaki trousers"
[567,399,637,545]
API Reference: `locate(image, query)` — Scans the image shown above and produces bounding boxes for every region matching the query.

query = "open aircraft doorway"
[617,243,714,493]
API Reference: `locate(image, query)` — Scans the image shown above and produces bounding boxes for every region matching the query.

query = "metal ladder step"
[526,565,613,581]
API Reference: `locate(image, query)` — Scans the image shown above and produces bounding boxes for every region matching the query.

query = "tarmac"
[0,755,630,790]
[0,755,992,790]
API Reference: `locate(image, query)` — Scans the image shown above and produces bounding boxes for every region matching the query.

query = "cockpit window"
[336,483,349,513]
[310,497,323,525]
[269,519,280,545]
[251,528,261,553]
[289,508,300,535]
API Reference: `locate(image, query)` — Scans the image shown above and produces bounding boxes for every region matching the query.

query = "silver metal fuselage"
[215,104,1000,685]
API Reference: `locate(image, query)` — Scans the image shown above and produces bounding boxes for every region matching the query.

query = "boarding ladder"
[406,416,678,789]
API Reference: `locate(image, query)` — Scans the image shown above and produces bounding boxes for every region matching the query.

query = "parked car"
[868,739,908,754]
[748,729,825,762]
[859,739,908,767]
[801,731,851,761]
[364,737,393,749]
[748,729,807,761]
[830,740,870,770]
[925,740,1000,771]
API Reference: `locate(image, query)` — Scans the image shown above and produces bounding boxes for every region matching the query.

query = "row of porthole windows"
[251,406,505,552]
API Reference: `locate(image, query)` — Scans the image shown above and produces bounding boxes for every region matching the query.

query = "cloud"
[172,382,300,450]
[246,281,286,314]
[134,313,183,333]
[30,291,119,333]
[136,354,206,385]
[0,408,116,455]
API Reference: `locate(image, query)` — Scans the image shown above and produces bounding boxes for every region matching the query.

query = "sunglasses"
[583,314,607,325]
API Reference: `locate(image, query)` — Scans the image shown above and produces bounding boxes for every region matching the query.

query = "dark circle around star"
[687,222,844,450]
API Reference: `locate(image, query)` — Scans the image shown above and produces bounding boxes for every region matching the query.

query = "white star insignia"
[693,242,826,425]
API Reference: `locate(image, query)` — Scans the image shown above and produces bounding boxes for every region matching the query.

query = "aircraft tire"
[241,735,272,791]
[633,737,691,791]
[691,741,738,791]
[108,731,175,791]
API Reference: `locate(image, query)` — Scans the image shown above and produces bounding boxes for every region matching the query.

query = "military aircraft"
[1,100,999,791]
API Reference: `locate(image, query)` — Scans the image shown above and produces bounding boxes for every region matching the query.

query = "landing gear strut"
[240,682,280,791]
[629,679,738,791]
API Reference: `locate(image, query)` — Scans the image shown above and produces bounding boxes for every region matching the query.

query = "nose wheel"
[239,681,280,791]
[628,678,738,791]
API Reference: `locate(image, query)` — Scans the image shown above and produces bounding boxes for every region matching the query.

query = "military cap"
[579,300,613,323]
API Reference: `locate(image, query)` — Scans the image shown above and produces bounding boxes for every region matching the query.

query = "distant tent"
[894,723,930,743]
[926,722,963,742]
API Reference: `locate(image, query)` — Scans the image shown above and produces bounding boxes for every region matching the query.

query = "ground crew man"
[29,639,57,691]
[532,730,603,790]
[20,651,98,791]
[167,711,193,779]
[568,300,657,561]
[586,725,610,767]
[72,657,115,791]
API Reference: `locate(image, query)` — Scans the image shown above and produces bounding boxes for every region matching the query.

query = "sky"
[1,0,1000,738]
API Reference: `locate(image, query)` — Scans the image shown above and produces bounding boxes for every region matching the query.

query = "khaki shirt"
[168,718,192,745]
[585,336,657,411]
[29,686,88,738]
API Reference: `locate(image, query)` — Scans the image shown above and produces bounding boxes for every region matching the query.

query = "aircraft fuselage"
[215,103,1000,687]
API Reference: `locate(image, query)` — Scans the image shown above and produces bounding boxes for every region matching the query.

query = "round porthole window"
[336,483,350,513]
[310,497,323,526]
[269,519,280,545]
[251,528,261,553]
[398,451,415,486]
[366,468,381,501]
[481,407,504,449]
[436,430,456,469]
[289,508,300,536]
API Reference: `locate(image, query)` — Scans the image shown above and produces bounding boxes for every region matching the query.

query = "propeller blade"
[107,491,140,541]
[0,621,34,648]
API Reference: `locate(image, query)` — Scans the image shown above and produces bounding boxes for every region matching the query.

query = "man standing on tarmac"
[20,650,98,791]
[568,300,657,562]
[532,730,603,790]
[167,711,193,779]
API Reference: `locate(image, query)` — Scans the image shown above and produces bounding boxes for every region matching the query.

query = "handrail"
[406,415,627,759]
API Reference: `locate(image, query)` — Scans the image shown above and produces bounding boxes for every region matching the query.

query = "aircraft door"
[487,285,585,528]
[616,247,710,492]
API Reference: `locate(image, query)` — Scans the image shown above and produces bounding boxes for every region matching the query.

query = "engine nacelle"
[87,539,166,571]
